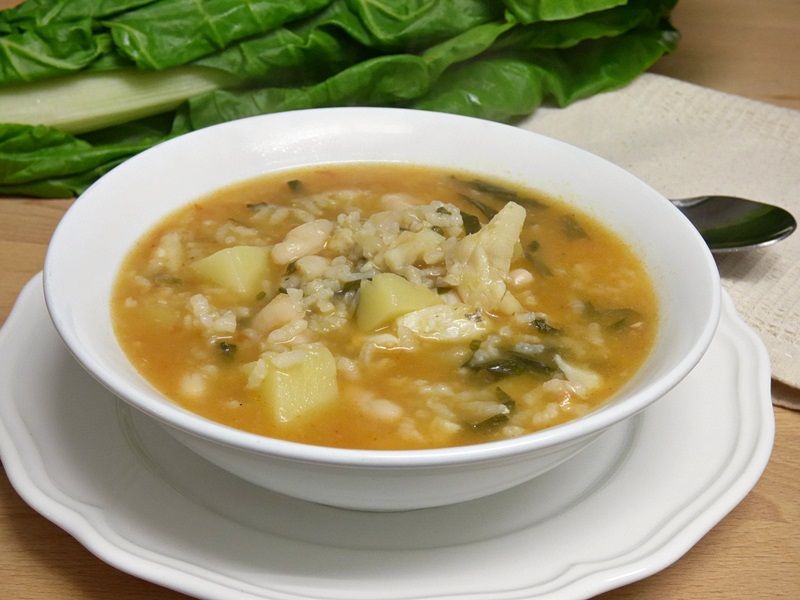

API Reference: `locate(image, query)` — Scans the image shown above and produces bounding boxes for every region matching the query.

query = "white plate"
[0,274,773,600]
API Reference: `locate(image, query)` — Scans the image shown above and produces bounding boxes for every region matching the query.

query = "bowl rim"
[43,106,721,468]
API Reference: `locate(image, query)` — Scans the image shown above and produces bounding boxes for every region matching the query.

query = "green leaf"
[414,56,547,121]
[187,53,431,129]
[423,20,515,79]
[495,0,678,50]
[346,0,503,49]
[195,29,363,86]
[0,0,158,28]
[503,0,627,24]
[189,13,520,128]
[414,22,678,121]
[303,0,381,48]
[106,0,332,69]
[197,6,514,88]
[0,118,171,196]
[544,22,679,106]
[0,0,680,198]
[0,20,108,84]
[193,7,368,85]
[0,156,126,197]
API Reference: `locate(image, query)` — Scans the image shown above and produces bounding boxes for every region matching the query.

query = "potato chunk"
[190,246,273,299]
[356,273,441,332]
[261,344,338,424]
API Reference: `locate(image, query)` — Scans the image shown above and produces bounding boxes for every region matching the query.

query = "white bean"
[295,255,330,280]
[252,293,303,332]
[271,219,334,265]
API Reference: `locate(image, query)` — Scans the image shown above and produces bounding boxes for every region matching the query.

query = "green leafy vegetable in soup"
[112,164,658,450]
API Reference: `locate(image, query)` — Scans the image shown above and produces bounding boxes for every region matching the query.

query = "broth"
[112,164,658,450]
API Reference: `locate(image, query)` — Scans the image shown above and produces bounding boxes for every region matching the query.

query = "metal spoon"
[670,195,797,253]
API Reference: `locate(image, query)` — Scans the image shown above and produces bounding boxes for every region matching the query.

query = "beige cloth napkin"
[519,74,800,409]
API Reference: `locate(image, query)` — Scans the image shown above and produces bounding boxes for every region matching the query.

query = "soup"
[112,164,657,450]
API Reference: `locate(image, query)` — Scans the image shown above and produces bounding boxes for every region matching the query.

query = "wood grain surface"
[1,1,799,599]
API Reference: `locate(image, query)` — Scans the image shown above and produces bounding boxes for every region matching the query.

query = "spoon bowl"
[671,195,797,253]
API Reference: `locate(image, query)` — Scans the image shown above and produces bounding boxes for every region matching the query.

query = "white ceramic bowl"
[44,108,720,511]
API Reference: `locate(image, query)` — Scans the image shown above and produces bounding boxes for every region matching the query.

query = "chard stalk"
[0,65,240,134]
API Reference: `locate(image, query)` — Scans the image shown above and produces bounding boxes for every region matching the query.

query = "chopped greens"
[460,210,482,234]
[470,387,517,430]
[470,412,507,430]
[467,349,558,378]
[459,192,498,220]
[218,340,237,358]
[531,317,559,334]
[461,178,518,202]
[561,214,589,239]
[584,301,643,329]
[495,387,516,408]
[523,239,553,277]
[457,176,548,211]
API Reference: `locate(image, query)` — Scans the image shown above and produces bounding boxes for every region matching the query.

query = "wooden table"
[1,1,798,598]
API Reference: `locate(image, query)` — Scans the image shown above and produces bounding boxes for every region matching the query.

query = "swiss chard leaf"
[0,115,174,196]
[0,0,158,28]
[460,210,481,234]
[545,23,679,107]
[0,20,109,84]
[503,0,627,24]
[106,0,332,69]
[414,22,678,121]
[467,350,557,379]
[0,156,128,197]
[523,240,553,277]
[470,388,515,430]
[496,0,678,50]
[0,0,680,198]
[186,53,431,129]
[422,20,515,79]
[346,0,502,50]
[413,55,548,121]
[192,4,371,85]
[194,26,364,85]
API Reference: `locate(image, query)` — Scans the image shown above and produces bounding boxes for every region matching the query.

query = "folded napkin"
[519,73,800,409]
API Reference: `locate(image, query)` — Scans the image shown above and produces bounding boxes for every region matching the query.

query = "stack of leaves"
[0,0,679,197]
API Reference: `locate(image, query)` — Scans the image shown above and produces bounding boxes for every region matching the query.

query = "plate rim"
[0,273,775,600]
